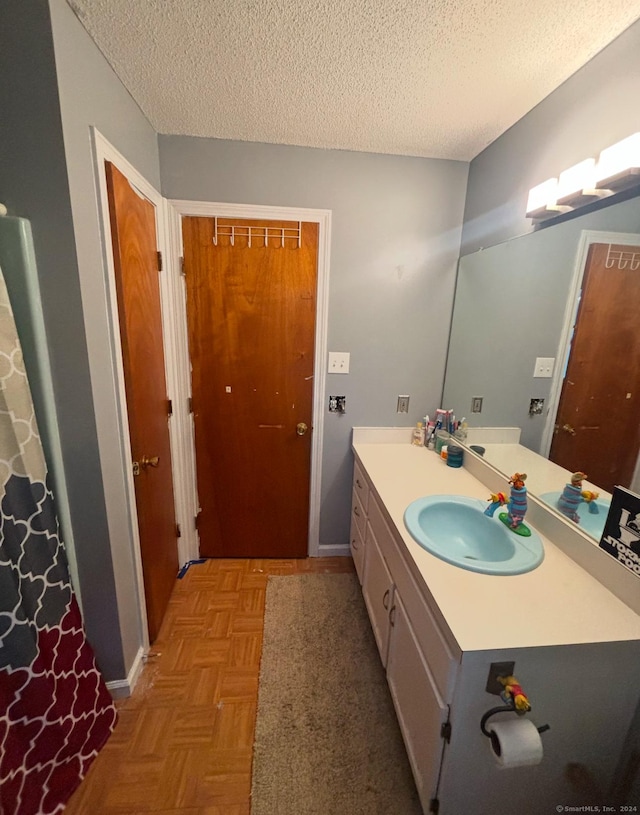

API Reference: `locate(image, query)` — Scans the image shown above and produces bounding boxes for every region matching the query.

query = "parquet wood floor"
[65,557,354,814]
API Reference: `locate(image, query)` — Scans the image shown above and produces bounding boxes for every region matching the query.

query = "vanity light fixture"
[526,132,640,221]
[525,178,572,221]
[556,158,612,208]
[595,132,640,192]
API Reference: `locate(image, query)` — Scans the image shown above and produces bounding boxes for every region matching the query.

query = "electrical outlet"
[397,395,410,413]
[471,396,483,413]
[533,357,555,378]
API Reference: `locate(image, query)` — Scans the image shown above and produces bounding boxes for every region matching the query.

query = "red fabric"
[0,599,117,815]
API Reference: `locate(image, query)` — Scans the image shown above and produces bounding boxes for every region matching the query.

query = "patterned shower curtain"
[0,264,117,813]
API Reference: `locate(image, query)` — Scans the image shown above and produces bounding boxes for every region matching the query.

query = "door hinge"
[429,798,440,814]
[167,398,173,417]
[180,256,185,276]
[194,511,201,531]
[188,396,193,414]
[157,250,163,271]
[440,721,452,743]
[176,523,181,538]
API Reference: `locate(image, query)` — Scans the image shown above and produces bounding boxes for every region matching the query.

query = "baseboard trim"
[105,645,145,699]
[315,544,351,558]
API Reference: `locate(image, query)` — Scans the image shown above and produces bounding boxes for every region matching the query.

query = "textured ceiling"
[68,0,640,161]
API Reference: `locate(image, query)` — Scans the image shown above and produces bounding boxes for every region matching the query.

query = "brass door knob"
[561,424,576,436]
[296,422,308,436]
[140,455,160,468]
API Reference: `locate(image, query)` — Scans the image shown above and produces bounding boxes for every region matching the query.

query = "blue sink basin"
[403,495,544,575]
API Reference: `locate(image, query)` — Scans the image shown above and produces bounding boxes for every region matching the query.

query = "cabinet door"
[387,592,449,811]
[362,523,394,667]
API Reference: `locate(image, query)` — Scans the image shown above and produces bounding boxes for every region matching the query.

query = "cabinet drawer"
[351,486,366,540]
[353,460,370,513]
[368,493,459,701]
[349,514,366,584]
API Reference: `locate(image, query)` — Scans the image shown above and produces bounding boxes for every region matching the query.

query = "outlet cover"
[533,357,555,378]
[328,351,350,374]
[397,395,410,413]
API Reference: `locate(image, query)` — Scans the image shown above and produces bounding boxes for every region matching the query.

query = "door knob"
[296,422,308,436]
[140,455,160,468]
[561,424,576,436]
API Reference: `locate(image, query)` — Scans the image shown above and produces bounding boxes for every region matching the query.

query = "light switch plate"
[328,351,350,374]
[533,357,555,378]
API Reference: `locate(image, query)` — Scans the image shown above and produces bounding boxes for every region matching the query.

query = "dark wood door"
[182,217,318,558]
[105,161,179,641]
[549,242,640,493]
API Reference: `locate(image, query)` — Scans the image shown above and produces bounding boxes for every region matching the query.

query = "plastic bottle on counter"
[411,422,425,446]
[425,420,436,448]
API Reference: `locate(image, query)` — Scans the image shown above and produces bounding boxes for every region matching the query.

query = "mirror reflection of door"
[549,241,640,493]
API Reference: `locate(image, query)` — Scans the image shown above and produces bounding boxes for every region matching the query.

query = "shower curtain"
[0,258,117,813]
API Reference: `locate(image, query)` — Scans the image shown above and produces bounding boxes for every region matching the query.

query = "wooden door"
[105,161,179,641]
[181,217,318,558]
[549,242,640,493]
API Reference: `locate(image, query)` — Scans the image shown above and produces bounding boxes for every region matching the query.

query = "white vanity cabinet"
[354,463,460,812]
[350,445,640,815]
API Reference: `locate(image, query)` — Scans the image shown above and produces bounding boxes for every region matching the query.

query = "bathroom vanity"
[350,429,640,814]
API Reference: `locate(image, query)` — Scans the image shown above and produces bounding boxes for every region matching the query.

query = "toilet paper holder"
[480,703,550,739]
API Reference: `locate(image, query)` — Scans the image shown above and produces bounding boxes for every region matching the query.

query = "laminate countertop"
[352,435,640,653]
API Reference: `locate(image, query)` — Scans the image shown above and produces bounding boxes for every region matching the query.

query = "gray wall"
[160,137,468,546]
[48,0,162,677]
[0,0,123,680]
[462,16,640,255]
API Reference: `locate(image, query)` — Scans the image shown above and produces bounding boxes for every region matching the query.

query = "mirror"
[442,193,640,540]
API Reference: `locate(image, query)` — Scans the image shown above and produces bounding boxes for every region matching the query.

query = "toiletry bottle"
[412,422,425,446]
[447,445,464,468]
[435,428,450,454]
[425,420,435,448]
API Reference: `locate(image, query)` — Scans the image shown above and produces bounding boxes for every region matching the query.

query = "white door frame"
[541,229,640,458]
[168,199,332,558]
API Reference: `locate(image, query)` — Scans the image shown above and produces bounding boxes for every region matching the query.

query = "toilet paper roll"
[487,718,544,768]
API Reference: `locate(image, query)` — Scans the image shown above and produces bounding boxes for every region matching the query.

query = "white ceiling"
[68,0,640,161]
